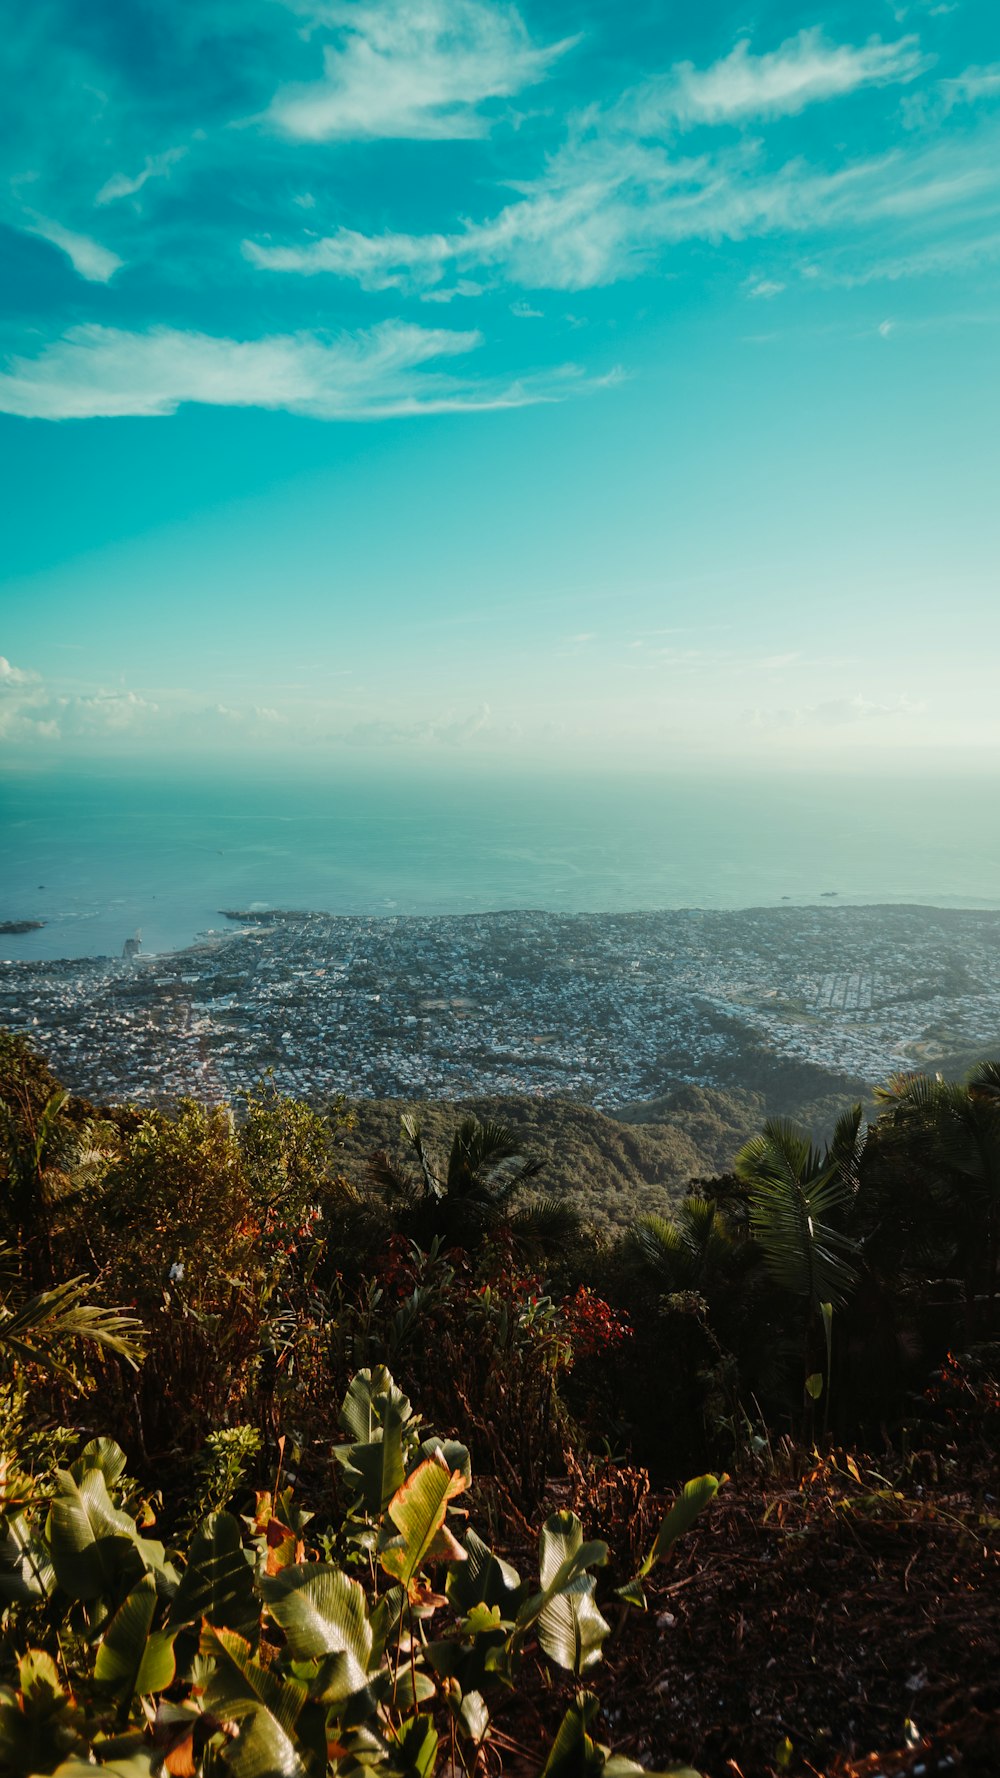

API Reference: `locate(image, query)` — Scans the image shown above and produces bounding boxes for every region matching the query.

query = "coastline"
[5,893,1000,968]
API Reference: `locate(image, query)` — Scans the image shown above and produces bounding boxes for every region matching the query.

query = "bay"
[1,765,999,961]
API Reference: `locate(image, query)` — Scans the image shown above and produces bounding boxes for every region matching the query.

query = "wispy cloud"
[95,147,188,206]
[818,228,1000,287]
[20,214,123,282]
[946,64,1000,105]
[0,321,590,421]
[662,29,925,127]
[247,115,997,295]
[265,0,574,140]
[749,692,925,730]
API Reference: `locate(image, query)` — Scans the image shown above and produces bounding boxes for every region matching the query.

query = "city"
[3,903,999,1108]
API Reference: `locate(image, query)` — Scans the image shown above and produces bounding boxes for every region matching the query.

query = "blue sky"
[1,0,998,770]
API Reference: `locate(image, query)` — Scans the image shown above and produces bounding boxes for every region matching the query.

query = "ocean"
[2,766,999,962]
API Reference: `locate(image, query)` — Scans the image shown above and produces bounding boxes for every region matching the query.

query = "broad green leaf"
[339,1367,413,1443]
[0,1514,56,1603]
[447,1528,521,1617]
[518,1515,609,1677]
[335,1398,406,1518]
[419,1436,471,1487]
[18,1649,62,1700]
[71,1437,128,1489]
[262,1564,372,1697]
[636,1476,721,1582]
[171,1512,259,1646]
[388,1713,438,1778]
[457,1690,490,1743]
[199,1624,312,1778]
[539,1693,605,1778]
[0,1652,78,1778]
[46,1467,143,1601]
[94,1574,177,1703]
[537,1584,609,1676]
[379,1455,467,1595]
[371,1666,437,1713]
[605,1764,703,1778]
[369,1585,407,1667]
[805,1372,824,1401]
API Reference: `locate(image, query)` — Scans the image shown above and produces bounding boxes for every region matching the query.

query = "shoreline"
[5,895,1000,971]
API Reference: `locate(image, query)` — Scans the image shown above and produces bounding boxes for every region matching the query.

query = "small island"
[0,919,45,935]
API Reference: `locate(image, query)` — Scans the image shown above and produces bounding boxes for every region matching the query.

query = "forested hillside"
[1,1028,998,1777]
[333,1088,753,1232]
[333,1062,874,1235]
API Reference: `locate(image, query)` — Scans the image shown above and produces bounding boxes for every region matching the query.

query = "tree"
[734,1108,864,1415]
[368,1114,576,1254]
[871,1065,1000,1328]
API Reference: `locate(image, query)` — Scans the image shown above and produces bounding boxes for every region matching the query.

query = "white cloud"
[947,64,1000,105]
[747,278,785,298]
[817,228,1000,287]
[878,318,896,337]
[663,29,924,126]
[21,215,123,283]
[95,147,187,206]
[0,659,157,745]
[245,226,456,290]
[750,693,924,730]
[337,702,493,748]
[0,321,581,422]
[54,689,158,736]
[248,122,989,295]
[266,0,574,141]
[0,656,36,687]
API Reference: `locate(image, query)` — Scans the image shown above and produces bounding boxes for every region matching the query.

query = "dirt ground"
[492,1456,1000,1778]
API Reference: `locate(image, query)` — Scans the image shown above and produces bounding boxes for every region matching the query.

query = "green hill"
[333,1084,767,1234]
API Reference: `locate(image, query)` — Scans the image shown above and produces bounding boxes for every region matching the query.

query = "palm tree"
[368,1113,576,1254]
[734,1108,864,1413]
[873,1065,1000,1327]
[626,1196,744,1296]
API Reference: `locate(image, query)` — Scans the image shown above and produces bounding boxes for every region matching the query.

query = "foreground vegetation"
[0,1030,998,1775]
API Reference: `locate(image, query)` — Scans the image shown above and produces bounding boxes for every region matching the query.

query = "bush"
[0,1366,717,1778]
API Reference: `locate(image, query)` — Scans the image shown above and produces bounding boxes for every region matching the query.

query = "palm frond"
[748,1175,859,1309]
[828,1104,867,1194]
[401,1113,442,1199]
[967,1059,1000,1101]
[0,1276,145,1388]
[446,1117,522,1194]
[367,1148,418,1202]
[625,1214,686,1284]
[738,1119,860,1311]
[506,1195,582,1254]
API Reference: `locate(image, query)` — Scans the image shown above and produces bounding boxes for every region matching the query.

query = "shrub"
[0,1366,718,1778]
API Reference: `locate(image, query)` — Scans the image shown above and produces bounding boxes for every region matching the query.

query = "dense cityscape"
[3,903,999,1107]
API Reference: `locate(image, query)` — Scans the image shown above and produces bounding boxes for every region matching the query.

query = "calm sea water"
[2,767,999,961]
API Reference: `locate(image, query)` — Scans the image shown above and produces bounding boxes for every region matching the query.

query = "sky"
[1,0,999,774]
